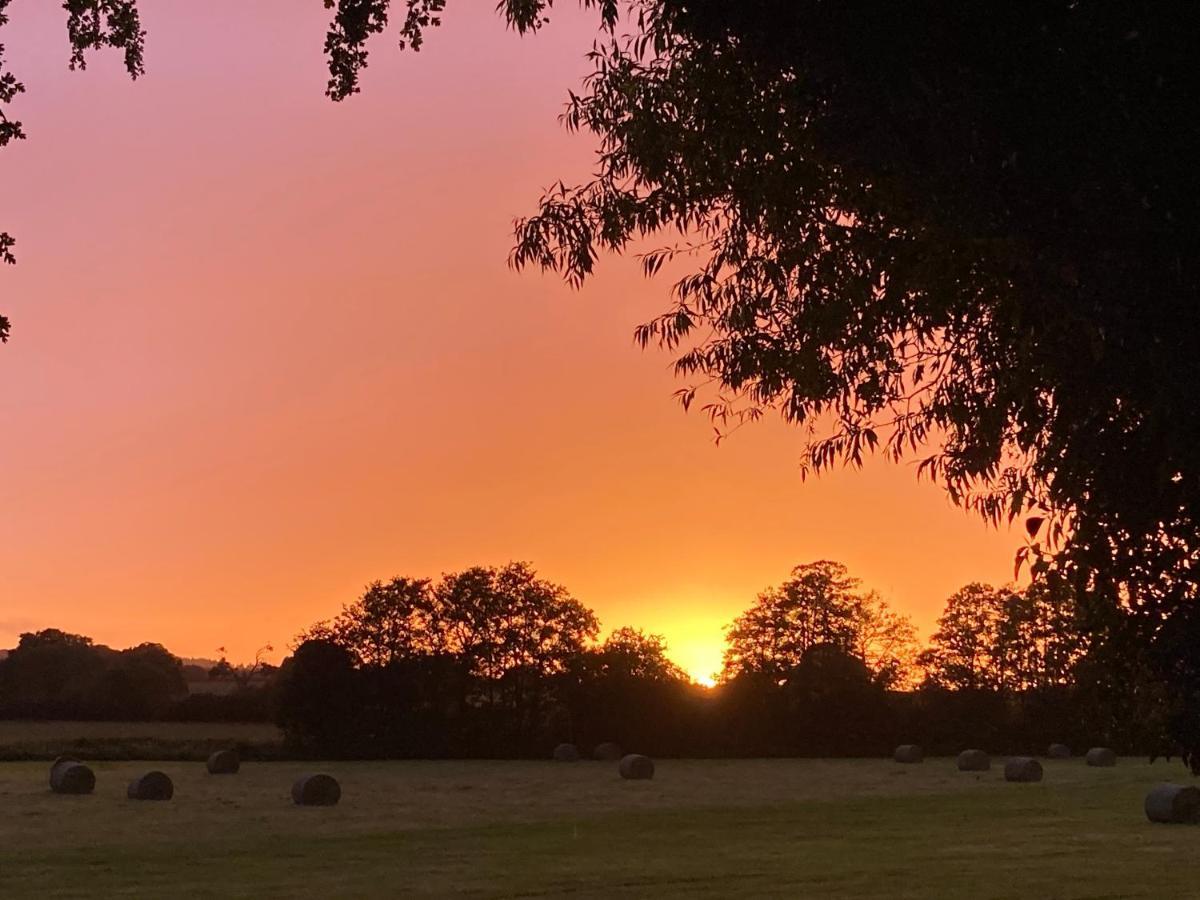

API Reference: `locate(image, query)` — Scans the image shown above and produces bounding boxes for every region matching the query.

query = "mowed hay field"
[1,757,1197,898]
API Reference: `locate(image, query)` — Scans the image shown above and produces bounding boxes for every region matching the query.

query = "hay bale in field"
[957,749,991,772]
[893,744,923,764]
[127,771,174,801]
[618,754,655,780]
[1046,743,1071,759]
[552,743,581,762]
[1144,783,1200,824]
[49,758,95,795]
[206,749,240,775]
[1086,747,1117,767]
[48,755,76,789]
[592,742,623,761]
[1004,757,1043,783]
[292,773,341,806]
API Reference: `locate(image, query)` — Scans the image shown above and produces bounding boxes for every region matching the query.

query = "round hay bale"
[1144,783,1200,824]
[48,756,78,789]
[956,749,991,772]
[592,742,623,762]
[552,743,580,762]
[49,759,95,795]
[618,754,655,780]
[127,770,174,801]
[292,773,341,806]
[893,744,923,764]
[1046,743,1071,759]
[1086,747,1117,767]
[206,749,240,775]
[1004,757,1044,783]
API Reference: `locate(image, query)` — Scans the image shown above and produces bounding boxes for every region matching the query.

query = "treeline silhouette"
[0,562,1176,759]
[0,630,272,724]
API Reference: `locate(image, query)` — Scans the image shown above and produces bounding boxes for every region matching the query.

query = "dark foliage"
[272,639,364,757]
[0,628,260,723]
[262,562,1177,760]
[0,0,144,342]
[0,563,1183,759]
[723,561,917,688]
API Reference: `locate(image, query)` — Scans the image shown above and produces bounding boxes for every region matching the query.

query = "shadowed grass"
[0,720,282,762]
[0,758,1195,897]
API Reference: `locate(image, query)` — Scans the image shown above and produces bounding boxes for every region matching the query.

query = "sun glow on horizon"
[656,621,726,689]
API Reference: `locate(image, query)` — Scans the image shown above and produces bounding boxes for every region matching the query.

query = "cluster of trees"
[0,630,186,720]
[919,582,1083,693]
[0,629,271,722]
[277,563,704,757]
[0,560,1182,760]
[271,560,1176,759]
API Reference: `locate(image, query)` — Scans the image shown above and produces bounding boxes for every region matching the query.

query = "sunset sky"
[0,1,1020,683]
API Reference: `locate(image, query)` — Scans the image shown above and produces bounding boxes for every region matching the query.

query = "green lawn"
[0,757,1195,897]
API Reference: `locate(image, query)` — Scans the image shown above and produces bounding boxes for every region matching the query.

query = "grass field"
[0,720,282,761]
[1,756,1197,898]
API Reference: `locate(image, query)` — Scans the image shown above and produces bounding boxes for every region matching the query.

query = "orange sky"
[0,2,1019,683]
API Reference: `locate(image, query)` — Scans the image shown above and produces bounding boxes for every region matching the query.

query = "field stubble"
[0,753,1195,898]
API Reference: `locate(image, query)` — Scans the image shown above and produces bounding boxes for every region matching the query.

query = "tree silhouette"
[0,629,189,719]
[918,584,1009,692]
[563,626,699,756]
[722,561,915,687]
[299,564,599,683]
[87,642,187,719]
[433,563,599,684]
[920,581,1085,693]
[0,0,144,343]
[781,644,891,757]
[291,563,599,752]
[590,626,688,683]
[0,629,108,715]
[848,591,920,691]
[209,644,277,690]
[300,577,441,666]
[273,638,363,757]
